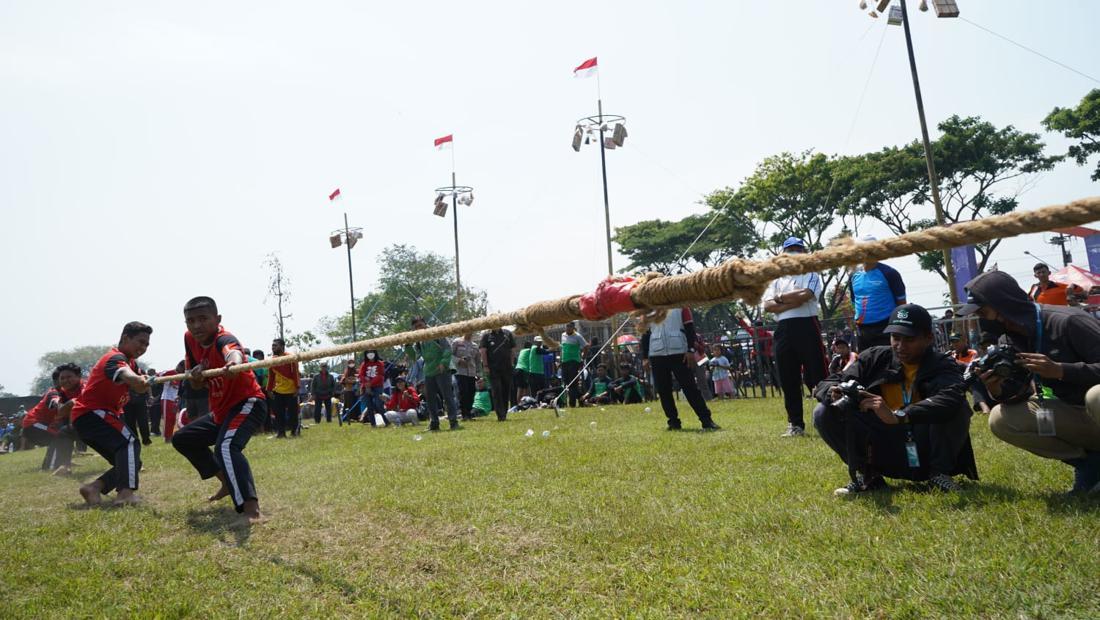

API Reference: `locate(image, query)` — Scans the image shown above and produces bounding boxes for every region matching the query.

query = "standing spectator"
[848,236,907,348]
[709,345,735,399]
[405,317,461,431]
[949,333,978,366]
[251,350,271,432]
[159,362,184,441]
[480,327,516,421]
[123,381,153,446]
[526,337,549,394]
[146,367,163,437]
[311,363,337,423]
[640,308,720,431]
[357,350,386,425]
[452,334,479,421]
[339,360,358,421]
[514,342,532,402]
[741,317,777,389]
[1028,263,1070,306]
[763,236,828,438]
[266,338,301,438]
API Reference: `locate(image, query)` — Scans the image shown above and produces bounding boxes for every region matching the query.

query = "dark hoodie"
[964,270,1100,406]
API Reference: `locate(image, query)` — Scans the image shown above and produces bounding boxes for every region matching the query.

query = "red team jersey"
[23,382,82,432]
[184,326,264,423]
[71,348,137,421]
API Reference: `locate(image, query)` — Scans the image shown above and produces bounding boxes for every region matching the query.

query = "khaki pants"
[989,385,1100,461]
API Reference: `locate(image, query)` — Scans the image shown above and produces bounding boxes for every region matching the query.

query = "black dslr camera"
[976,344,1033,402]
[832,379,866,413]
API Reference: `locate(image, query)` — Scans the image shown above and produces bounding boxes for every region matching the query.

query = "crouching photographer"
[813,304,978,496]
[958,270,1100,495]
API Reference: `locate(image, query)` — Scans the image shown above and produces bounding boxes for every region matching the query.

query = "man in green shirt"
[560,322,588,408]
[582,364,613,405]
[471,377,493,417]
[526,337,548,393]
[404,316,461,431]
[514,343,532,401]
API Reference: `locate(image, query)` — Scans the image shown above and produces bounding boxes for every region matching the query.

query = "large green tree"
[613,211,757,275]
[848,115,1059,279]
[28,344,151,395]
[706,151,861,319]
[1043,88,1100,181]
[321,245,488,352]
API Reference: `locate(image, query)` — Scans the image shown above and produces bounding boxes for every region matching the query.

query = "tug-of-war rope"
[155,196,1100,385]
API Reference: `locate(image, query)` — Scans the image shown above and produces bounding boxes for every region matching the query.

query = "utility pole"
[899,0,959,304]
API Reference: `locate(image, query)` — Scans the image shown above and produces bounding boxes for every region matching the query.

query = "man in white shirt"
[763,236,829,437]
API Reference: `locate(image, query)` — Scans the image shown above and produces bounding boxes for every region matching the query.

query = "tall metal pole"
[900,0,959,305]
[451,171,462,311]
[597,99,613,276]
[343,212,357,342]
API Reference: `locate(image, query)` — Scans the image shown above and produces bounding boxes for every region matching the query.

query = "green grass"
[2,397,1099,618]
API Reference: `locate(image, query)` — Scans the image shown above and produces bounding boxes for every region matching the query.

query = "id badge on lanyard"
[902,379,920,468]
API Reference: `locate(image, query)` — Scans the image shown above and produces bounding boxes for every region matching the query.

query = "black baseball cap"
[883,303,933,337]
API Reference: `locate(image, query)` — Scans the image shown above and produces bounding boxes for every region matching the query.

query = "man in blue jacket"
[848,235,907,349]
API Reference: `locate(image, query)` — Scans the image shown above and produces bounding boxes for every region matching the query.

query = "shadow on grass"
[185,506,252,546]
[1044,493,1100,515]
[943,482,1025,510]
[266,555,362,601]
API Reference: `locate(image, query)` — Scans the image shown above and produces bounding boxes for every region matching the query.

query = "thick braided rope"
[155,196,1100,384]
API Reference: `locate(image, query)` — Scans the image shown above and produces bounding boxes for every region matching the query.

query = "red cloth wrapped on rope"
[578,276,640,320]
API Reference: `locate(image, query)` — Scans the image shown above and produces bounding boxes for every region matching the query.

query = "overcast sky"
[2,1,1099,394]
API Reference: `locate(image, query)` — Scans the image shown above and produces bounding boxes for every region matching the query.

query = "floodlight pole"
[343,212,358,342]
[597,99,613,276]
[900,0,959,304]
[452,171,462,309]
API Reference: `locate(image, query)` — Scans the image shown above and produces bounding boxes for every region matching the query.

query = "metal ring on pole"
[434,185,474,195]
[331,226,363,237]
[576,114,625,129]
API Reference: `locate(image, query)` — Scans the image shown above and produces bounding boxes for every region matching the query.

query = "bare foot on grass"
[79,483,102,506]
[208,483,231,502]
[112,490,142,506]
[241,499,264,525]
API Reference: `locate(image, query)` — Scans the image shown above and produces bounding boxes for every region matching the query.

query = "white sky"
[2,1,1099,394]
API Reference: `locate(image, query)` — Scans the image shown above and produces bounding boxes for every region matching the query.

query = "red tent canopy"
[1050,265,1100,291]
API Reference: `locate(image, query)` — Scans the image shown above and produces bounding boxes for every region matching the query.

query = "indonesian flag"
[574,57,598,78]
[328,188,341,202]
[434,134,453,150]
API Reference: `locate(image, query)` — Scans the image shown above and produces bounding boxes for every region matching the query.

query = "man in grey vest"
[640,308,720,431]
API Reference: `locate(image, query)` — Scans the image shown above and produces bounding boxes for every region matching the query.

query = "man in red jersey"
[171,296,267,524]
[70,322,154,506]
[22,363,83,474]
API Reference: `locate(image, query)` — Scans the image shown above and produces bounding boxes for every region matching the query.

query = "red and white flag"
[573,57,598,78]
[328,188,341,202]
[434,134,453,150]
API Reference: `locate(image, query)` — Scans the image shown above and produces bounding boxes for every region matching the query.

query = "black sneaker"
[700,419,721,432]
[834,474,889,497]
[666,419,682,431]
[428,423,441,432]
[449,421,463,431]
[928,473,961,492]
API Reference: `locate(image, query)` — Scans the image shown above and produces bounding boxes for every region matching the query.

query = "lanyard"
[1033,303,1044,355]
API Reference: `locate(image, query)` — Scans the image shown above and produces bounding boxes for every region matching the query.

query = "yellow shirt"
[881,363,921,411]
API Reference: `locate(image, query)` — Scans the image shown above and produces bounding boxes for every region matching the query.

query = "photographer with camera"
[958,270,1100,495]
[813,304,978,496]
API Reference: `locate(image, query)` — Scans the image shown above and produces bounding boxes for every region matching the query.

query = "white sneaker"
[780,424,805,438]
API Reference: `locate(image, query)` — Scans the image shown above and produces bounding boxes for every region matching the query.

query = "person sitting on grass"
[534,377,566,408]
[582,364,614,406]
[609,362,645,404]
[383,377,420,426]
[813,304,978,496]
[471,377,493,417]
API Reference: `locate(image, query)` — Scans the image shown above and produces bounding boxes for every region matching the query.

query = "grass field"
[2,397,1099,619]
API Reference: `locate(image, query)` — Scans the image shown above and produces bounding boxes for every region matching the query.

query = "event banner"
[952,244,979,303]
[1086,233,1100,276]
